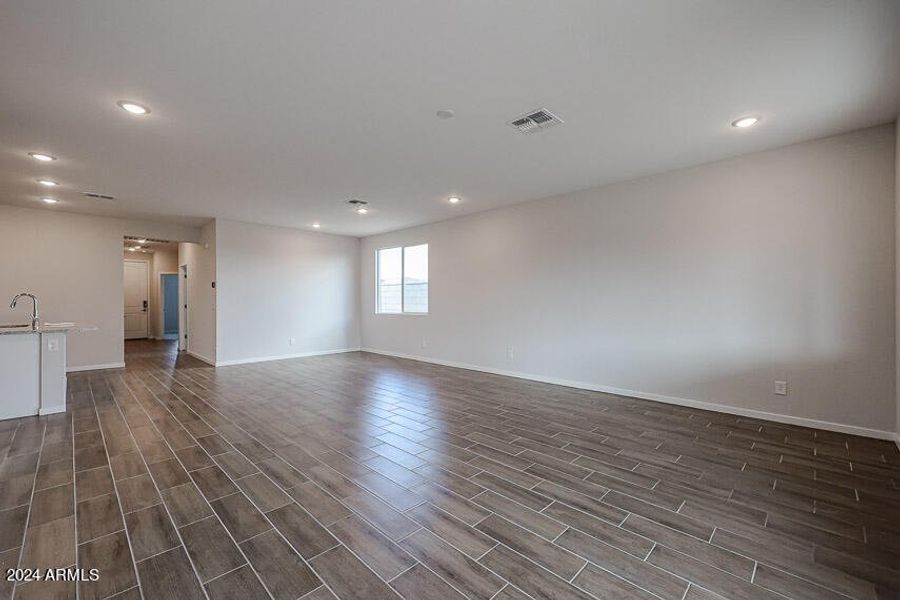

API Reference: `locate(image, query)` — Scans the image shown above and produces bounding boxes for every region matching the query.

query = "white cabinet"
[0,334,40,419]
[0,329,69,420]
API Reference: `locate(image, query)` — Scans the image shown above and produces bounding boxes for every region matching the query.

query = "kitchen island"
[0,324,73,420]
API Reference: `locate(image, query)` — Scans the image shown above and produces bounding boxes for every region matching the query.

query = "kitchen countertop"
[0,323,77,335]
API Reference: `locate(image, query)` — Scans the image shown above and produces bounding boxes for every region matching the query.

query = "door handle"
[142,300,148,312]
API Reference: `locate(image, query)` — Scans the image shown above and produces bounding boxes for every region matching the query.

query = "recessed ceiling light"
[312,222,321,229]
[356,207,369,215]
[37,179,58,187]
[117,101,150,115]
[29,152,56,162]
[128,247,137,252]
[41,197,58,204]
[136,238,147,244]
[448,196,460,204]
[436,109,455,119]
[731,116,759,128]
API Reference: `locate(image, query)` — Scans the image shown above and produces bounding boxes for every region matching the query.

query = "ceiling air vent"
[83,191,116,201]
[348,199,369,214]
[508,108,564,134]
[124,236,170,244]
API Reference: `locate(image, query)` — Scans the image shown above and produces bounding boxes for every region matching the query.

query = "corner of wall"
[353,235,364,351]
[204,219,218,364]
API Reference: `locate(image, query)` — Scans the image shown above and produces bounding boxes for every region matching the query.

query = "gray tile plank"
[240,529,321,600]
[309,545,400,600]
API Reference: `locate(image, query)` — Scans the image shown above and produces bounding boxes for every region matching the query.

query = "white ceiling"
[1,1,898,237]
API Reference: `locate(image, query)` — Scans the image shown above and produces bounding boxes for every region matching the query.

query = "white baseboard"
[186,350,216,366]
[39,405,66,416]
[361,348,898,442]
[215,348,360,367]
[66,362,125,373]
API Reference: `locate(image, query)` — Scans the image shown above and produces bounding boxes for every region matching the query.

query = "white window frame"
[375,243,429,315]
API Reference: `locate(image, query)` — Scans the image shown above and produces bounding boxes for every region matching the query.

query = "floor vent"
[508,108,564,134]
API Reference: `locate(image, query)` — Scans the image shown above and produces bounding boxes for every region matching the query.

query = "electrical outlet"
[506,346,514,360]
[774,381,787,396]
[289,337,295,346]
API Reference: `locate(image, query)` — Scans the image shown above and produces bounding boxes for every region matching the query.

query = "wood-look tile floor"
[1,340,899,600]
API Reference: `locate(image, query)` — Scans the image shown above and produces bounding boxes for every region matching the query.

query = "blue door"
[162,273,179,335]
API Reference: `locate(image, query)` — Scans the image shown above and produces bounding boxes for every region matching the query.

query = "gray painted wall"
[896,118,900,438]
[361,125,897,434]
[214,219,360,364]
[0,205,200,369]
[178,221,217,364]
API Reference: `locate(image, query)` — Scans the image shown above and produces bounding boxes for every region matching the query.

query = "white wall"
[0,205,200,369]
[214,219,360,365]
[361,125,897,435]
[178,221,217,364]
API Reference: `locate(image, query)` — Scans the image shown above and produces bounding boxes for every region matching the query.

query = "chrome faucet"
[10,293,39,330]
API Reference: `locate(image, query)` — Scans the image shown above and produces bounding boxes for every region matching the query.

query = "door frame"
[124,258,151,340]
[179,264,188,352]
[158,271,179,340]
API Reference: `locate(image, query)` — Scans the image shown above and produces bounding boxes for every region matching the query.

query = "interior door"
[162,273,179,335]
[124,260,149,339]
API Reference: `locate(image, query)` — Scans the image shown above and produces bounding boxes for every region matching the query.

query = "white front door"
[124,259,149,339]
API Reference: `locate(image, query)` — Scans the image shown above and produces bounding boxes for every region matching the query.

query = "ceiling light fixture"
[731,116,759,128]
[117,101,150,115]
[128,247,137,252]
[436,109,455,119]
[37,179,58,187]
[136,238,147,244]
[312,222,321,229]
[41,197,58,204]
[448,196,460,204]
[29,152,56,162]
[356,207,368,214]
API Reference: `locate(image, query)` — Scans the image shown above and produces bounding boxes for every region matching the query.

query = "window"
[403,244,428,313]
[376,244,428,314]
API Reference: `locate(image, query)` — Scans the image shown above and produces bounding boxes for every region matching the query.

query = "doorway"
[124,237,183,346]
[160,273,179,339]
[124,259,149,339]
